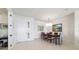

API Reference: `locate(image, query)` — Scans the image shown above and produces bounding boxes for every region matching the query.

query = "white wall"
[13,15,27,42]
[0,13,8,23]
[52,13,74,44]
[14,15,36,42]
[74,10,79,46]
[13,14,48,42]
[34,20,47,38]
[14,14,26,42]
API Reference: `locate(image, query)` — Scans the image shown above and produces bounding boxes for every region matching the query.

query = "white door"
[8,9,16,49]
[14,16,35,42]
[26,17,35,41]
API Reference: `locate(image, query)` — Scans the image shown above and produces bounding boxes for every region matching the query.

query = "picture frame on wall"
[38,25,44,31]
[52,23,62,32]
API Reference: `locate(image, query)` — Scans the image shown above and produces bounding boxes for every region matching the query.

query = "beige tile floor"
[12,39,79,50]
[0,47,8,50]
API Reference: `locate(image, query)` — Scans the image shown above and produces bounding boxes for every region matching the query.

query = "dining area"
[41,32,63,45]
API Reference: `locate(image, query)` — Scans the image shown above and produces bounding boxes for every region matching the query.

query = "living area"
[7,8,79,50]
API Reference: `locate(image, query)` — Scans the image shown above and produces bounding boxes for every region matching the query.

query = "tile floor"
[12,39,79,50]
[0,47,8,50]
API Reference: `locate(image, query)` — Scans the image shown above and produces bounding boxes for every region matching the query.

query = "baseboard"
[16,39,35,43]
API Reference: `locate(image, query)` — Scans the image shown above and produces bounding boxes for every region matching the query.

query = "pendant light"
[46,17,52,26]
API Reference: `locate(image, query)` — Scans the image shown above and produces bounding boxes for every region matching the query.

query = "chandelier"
[46,17,52,26]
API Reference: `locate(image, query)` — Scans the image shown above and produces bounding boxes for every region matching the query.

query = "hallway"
[12,39,79,50]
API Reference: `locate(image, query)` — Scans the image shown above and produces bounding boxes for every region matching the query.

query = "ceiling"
[12,8,78,21]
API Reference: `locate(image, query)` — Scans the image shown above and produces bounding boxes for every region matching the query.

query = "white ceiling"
[12,8,78,21]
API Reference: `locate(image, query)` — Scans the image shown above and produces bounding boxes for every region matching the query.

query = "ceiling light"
[46,17,52,26]
[46,23,52,26]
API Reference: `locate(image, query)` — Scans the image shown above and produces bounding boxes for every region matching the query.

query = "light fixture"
[46,23,52,26]
[46,17,52,26]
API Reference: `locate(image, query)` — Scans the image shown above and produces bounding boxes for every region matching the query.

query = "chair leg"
[2,42,4,47]
[58,39,60,45]
[55,38,57,45]
[53,39,54,43]
[50,39,52,43]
